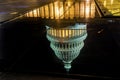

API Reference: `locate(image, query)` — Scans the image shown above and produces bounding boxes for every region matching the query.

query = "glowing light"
[97,0,120,16]
[24,0,95,18]
[86,0,90,2]
[10,12,18,15]
[49,3,54,19]
[111,0,113,5]
[33,9,37,17]
[41,7,44,18]
[80,2,85,18]
[75,2,80,18]
[103,0,106,7]
[85,5,90,18]
[45,5,49,18]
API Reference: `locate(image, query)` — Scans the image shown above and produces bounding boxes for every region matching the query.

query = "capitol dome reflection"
[23,0,93,72]
[46,23,87,72]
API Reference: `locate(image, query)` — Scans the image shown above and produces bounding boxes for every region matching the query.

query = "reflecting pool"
[0,0,120,79]
[46,23,87,72]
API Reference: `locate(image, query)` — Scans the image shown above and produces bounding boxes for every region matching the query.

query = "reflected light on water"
[47,28,86,39]
[46,24,87,72]
[85,1,90,18]
[98,0,120,16]
[24,0,95,19]
[103,0,106,7]
[111,0,113,5]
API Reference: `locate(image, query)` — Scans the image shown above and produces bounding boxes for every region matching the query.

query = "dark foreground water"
[0,0,120,79]
[0,17,120,80]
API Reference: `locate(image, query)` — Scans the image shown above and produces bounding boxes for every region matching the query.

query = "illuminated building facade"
[24,0,95,19]
[46,23,87,72]
[95,0,120,16]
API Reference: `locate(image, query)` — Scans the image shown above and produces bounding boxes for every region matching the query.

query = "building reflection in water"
[24,0,95,19]
[23,0,91,72]
[97,0,120,16]
[46,23,87,72]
